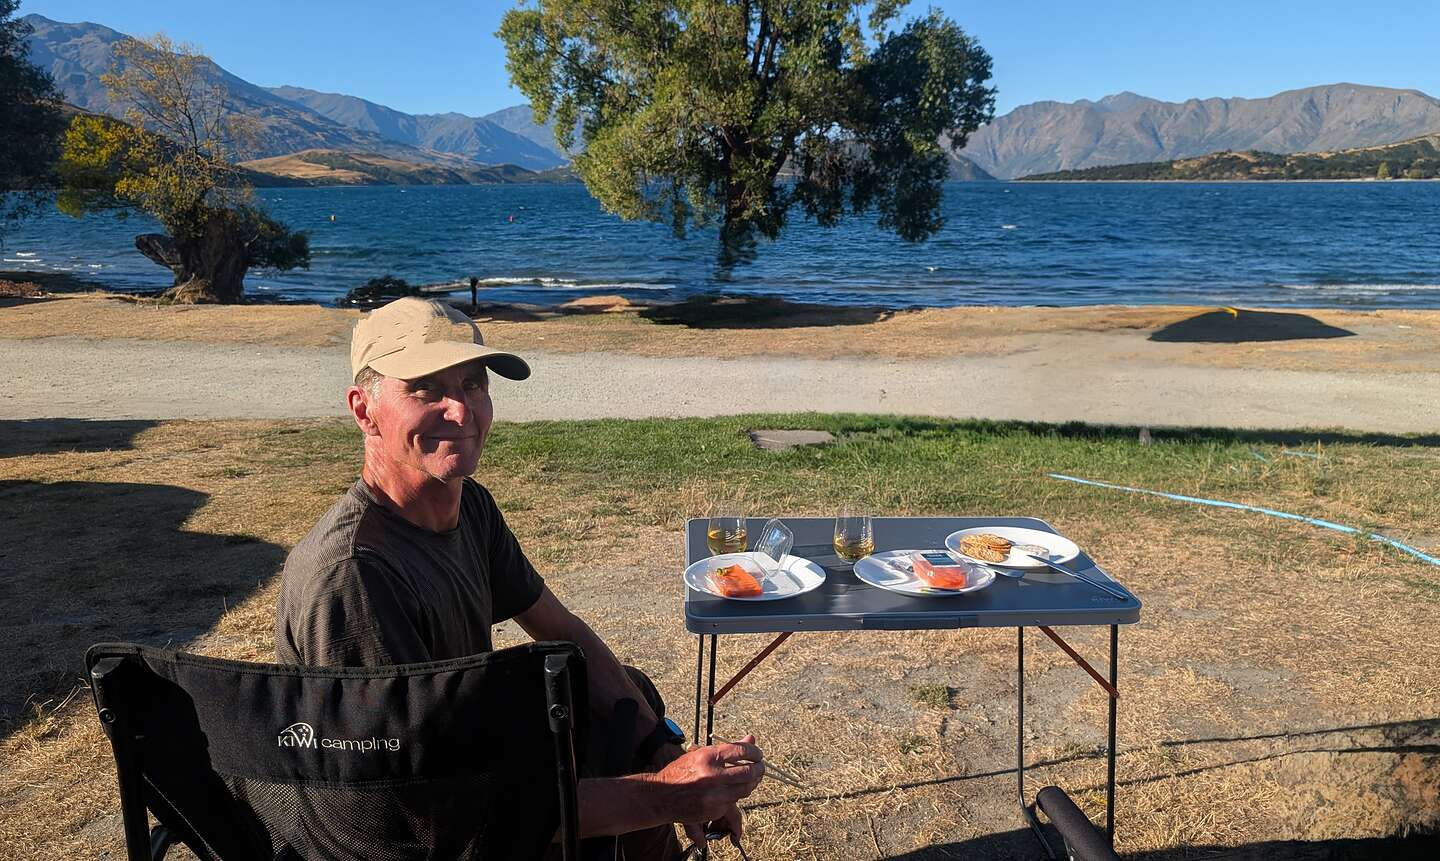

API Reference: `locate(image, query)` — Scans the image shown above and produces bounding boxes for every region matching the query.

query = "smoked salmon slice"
[708,563,763,598]
[911,553,971,590]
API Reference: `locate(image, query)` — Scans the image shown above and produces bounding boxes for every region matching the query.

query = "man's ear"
[347,386,381,436]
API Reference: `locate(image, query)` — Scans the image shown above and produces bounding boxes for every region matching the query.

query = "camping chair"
[1036,786,1122,861]
[86,641,588,861]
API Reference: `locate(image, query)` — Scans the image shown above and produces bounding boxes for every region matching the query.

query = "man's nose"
[440,392,470,425]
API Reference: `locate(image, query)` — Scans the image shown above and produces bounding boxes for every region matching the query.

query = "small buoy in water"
[328,214,337,222]
[507,215,515,223]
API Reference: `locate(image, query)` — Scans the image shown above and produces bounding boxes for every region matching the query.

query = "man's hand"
[648,741,686,772]
[646,735,764,844]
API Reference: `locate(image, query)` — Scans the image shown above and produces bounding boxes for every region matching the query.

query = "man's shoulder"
[282,482,387,581]
[460,477,504,522]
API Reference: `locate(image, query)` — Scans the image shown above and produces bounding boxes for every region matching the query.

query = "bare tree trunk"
[135,214,249,304]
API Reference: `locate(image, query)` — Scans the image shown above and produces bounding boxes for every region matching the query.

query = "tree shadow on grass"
[0,419,160,457]
[754,717,1439,859]
[1149,309,1355,344]
[639,293,895,329]
[0,270,111,294]
[827,416,1440,449]
[0,295,60,309]
[0,480,285,739]
[880,829,1440,860]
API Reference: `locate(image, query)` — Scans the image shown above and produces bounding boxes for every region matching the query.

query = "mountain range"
[959,84,1440,178]
[1019,133,1440,182]
[21,14,567,172]
[22,14,1440,183]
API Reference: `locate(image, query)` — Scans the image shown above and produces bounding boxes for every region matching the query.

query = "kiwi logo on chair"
[278,722,317,749]
[277,721,400,752]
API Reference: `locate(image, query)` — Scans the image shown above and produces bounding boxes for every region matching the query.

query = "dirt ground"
[3,293,1439,434]
[3,290,1439,374]
[1,417,1437,859]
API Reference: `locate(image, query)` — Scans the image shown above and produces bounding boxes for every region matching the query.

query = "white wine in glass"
[707,516,747,554]
[833,512,874,562]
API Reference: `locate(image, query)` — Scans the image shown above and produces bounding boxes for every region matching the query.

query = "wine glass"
[833,509,874,563]
[707,508,747,555]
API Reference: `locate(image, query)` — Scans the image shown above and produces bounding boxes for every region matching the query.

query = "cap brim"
[367,341,531,381]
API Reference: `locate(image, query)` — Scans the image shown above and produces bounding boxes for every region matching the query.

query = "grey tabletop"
[684,516,1141,634]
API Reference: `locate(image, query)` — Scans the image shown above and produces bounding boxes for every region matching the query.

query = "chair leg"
[150,824,175,860]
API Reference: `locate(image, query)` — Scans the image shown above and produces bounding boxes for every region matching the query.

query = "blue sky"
[21,1,1440,119]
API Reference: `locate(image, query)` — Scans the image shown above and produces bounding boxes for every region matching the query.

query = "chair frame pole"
[545,653,581,861]
[91,657,155,861]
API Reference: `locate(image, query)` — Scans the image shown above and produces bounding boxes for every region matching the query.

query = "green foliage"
[55,35,307,301]
[1022,137,1440,182]
[340,274,421,309]
[0,0,65,246]
[498,1,994,255]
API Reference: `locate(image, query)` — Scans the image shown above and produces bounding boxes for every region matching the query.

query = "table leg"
[1017,626,1057,859]
[705,634,718,746]
[1107,624,1118,845]
[700,635,719,861]
[693,634,705,747]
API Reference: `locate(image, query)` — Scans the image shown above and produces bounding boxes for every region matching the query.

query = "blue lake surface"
[4,181,1439,308]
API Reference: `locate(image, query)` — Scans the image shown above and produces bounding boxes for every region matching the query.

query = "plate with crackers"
[945,527,1081,571]
[684,552,825,601]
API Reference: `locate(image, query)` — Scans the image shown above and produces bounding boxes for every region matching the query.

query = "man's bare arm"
[576,739,765,837]
[515,587,761,842]
[514,587,667,754]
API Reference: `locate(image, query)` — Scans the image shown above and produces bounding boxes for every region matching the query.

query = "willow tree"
[57,35,307,303]
[499,0,995,257]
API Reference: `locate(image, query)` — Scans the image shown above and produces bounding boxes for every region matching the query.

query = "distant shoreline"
[1014,177,1439,184]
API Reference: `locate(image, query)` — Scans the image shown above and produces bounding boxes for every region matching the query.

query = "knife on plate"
[1020,553,1133,602]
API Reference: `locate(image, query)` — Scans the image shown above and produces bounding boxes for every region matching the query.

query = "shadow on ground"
[639,293,895,329]
[0,295,59,309]
[751,718,1440,815]
[0,479,284,739]
[0,270,110,294]
[0,419,160,457]
[881,829,1440,860]
[1149,309,1355,344]
[827,415,1440,449]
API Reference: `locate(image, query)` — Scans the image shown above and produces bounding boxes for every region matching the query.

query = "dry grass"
[5,293,1440,376]
[1,416,1438,858]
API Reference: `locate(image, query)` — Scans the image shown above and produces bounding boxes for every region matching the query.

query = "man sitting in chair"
[275,297,764,858]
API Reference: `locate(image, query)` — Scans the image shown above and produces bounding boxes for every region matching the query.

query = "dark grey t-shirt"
[274,478,545,667]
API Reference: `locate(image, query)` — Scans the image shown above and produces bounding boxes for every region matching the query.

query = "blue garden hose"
[1047,473,1440,568]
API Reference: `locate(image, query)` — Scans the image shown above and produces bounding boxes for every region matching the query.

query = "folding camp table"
[684,516,1142,857]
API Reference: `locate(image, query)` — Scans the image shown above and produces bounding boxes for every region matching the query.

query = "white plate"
[945,526,1081,570]
[853,550,996,597]
[684,552,825,601]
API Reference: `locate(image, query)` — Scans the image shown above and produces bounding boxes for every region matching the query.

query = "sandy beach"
[1,292,1437,433]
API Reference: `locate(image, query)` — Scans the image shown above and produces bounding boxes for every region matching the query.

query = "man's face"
[362,360,494,483]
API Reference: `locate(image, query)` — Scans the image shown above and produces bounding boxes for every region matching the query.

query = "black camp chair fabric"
[86,641,587,861]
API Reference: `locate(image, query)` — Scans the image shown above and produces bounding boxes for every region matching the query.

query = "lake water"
[4,181,1439,308]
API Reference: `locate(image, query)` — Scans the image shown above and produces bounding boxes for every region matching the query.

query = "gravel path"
[3,336,1435,434]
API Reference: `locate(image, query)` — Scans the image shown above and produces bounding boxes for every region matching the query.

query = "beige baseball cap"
[350,297,530,381]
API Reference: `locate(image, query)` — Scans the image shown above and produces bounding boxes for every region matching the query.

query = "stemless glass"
[707,509,748,555]
[833,509,875,563]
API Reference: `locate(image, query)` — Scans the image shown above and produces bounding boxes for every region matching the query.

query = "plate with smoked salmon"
[853,549,996,597]
[684,552,825,601]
